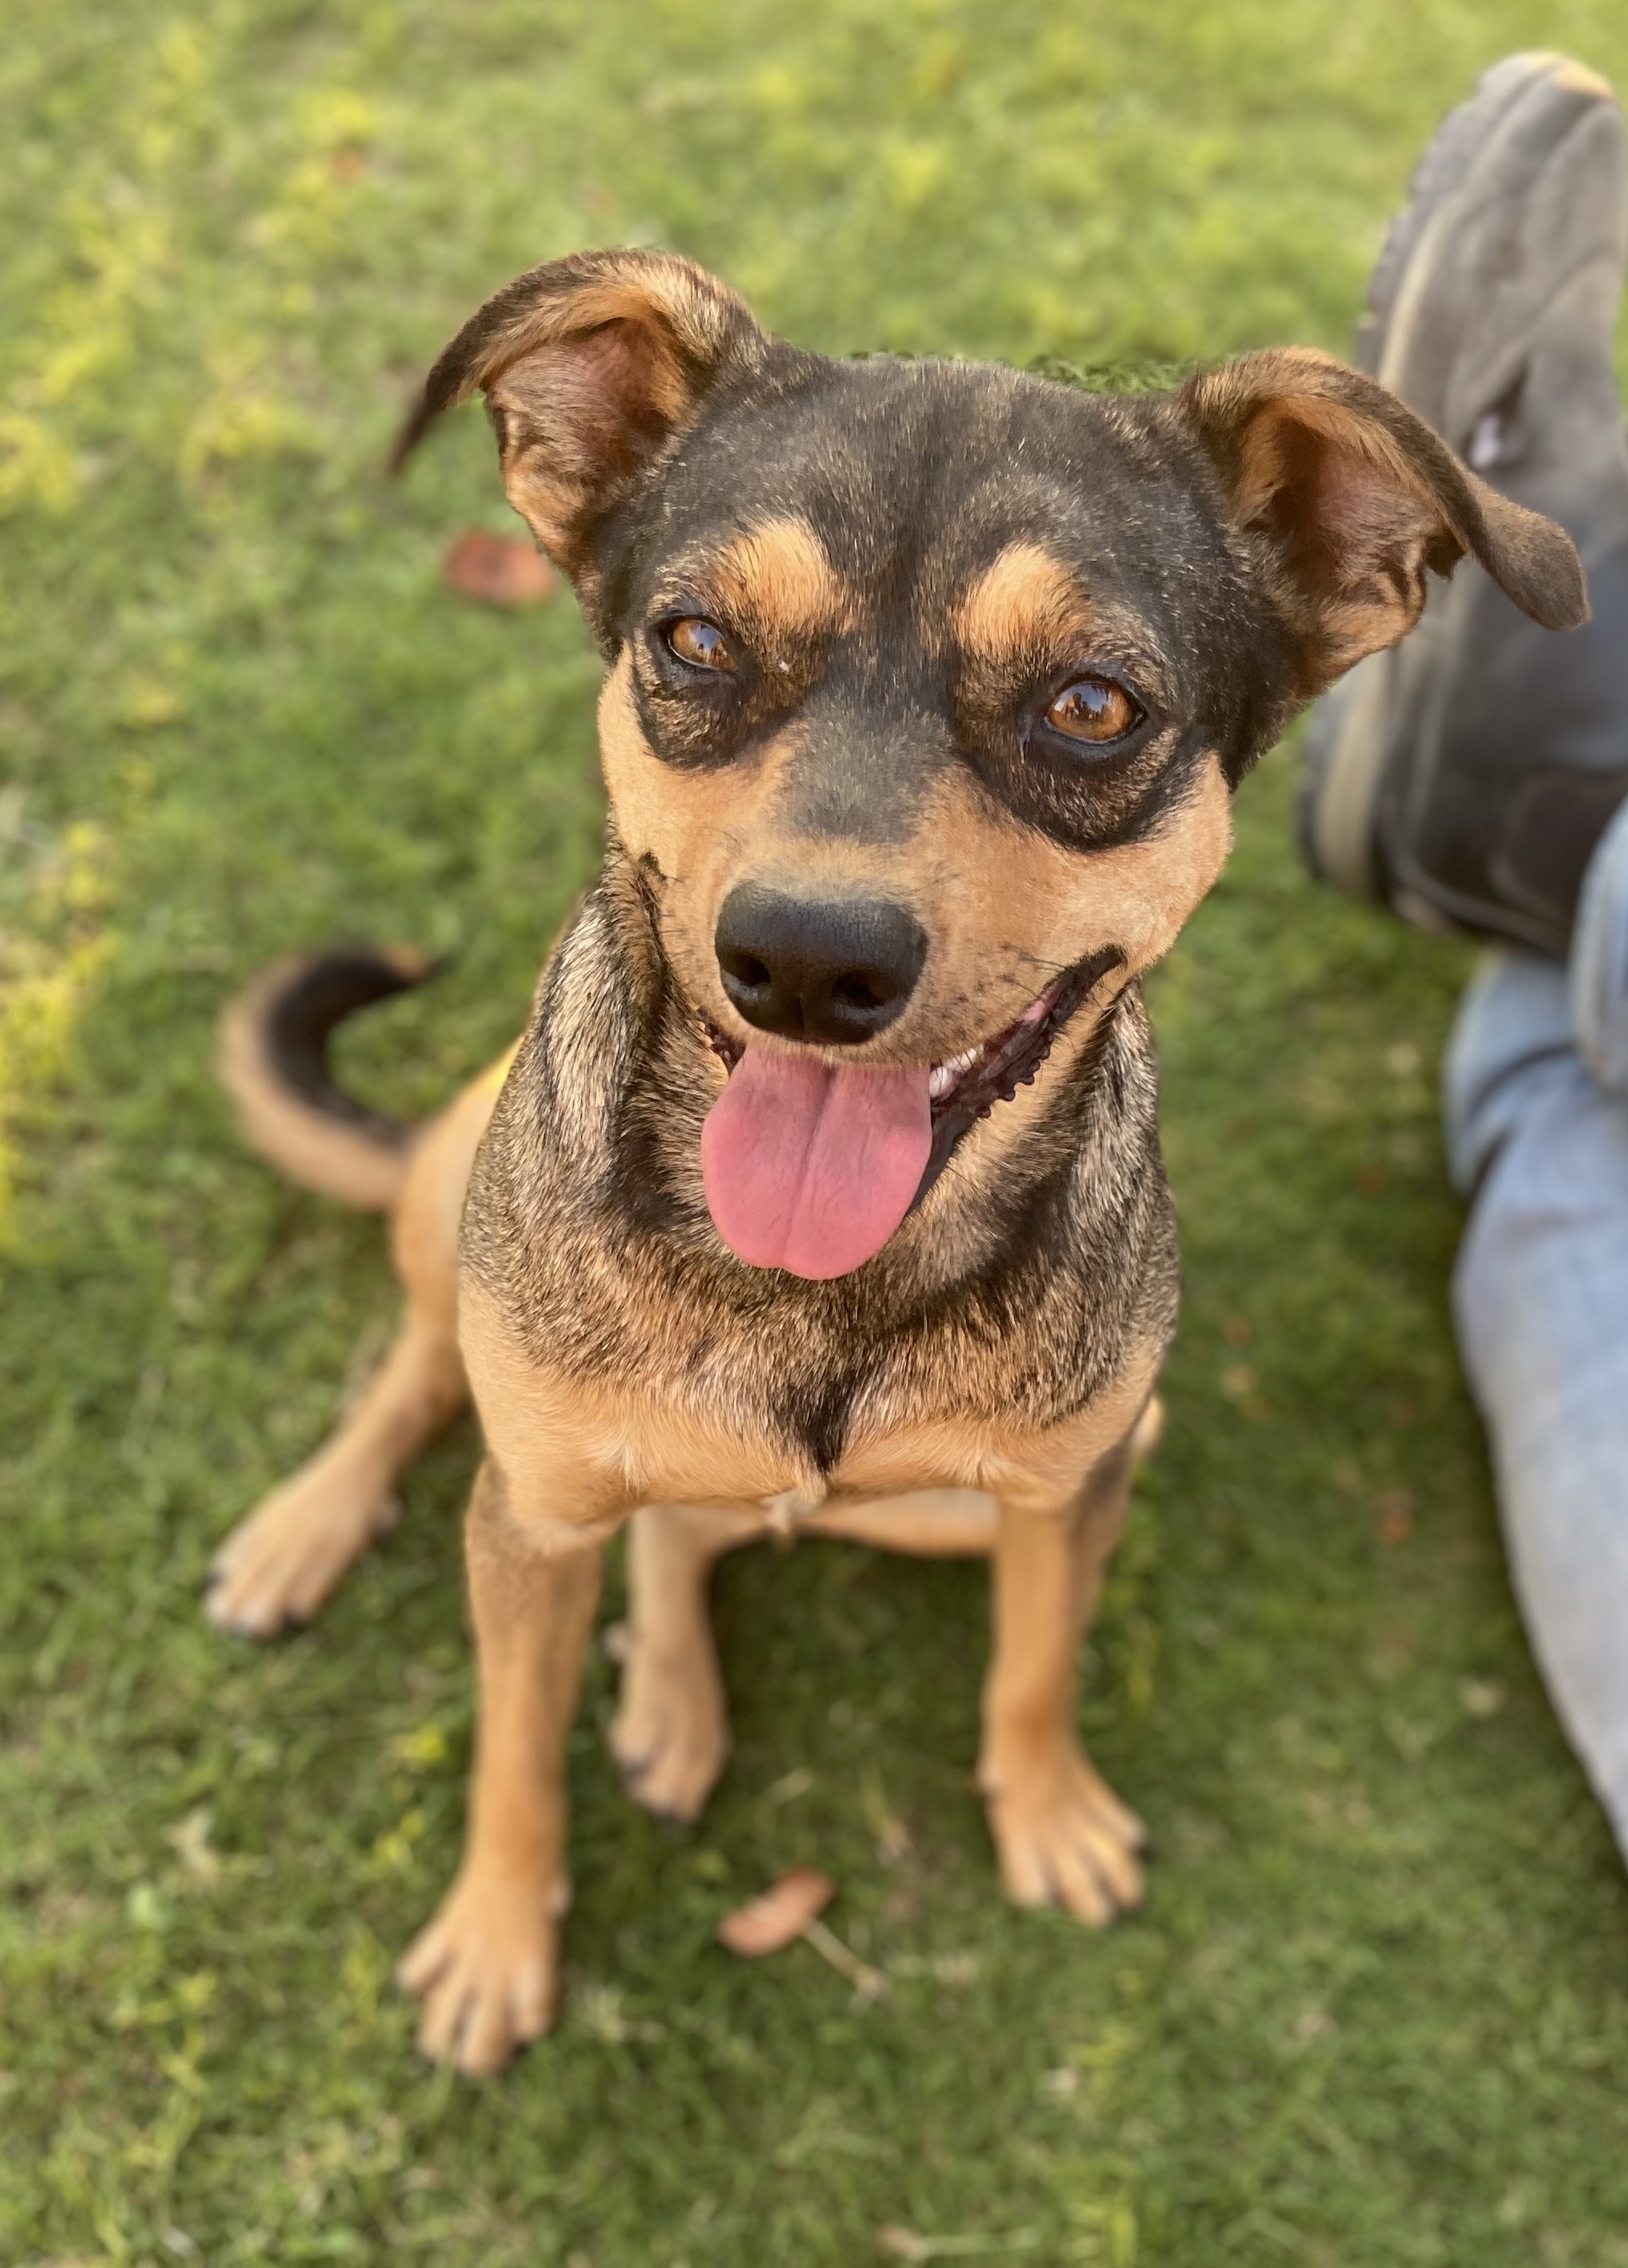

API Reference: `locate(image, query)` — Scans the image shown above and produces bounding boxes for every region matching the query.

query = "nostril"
[723,950,772,990]
[831,972,887,1013]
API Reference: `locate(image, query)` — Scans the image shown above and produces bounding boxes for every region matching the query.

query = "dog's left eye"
[1045,674,1143,745]
[665,616,738,673]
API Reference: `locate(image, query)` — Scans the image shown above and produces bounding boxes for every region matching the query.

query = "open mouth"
[694,946,1123,1280]
[914,948,1123,1205]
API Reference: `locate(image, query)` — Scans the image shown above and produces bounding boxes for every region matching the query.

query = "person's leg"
[1445,799,1628,1855]
[1298,55,1628,1858]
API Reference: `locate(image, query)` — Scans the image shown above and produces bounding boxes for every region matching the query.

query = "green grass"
[6,2,1628,2261]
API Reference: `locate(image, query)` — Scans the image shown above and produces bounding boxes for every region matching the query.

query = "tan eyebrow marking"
[953,539,1094,665]
[707,517,855,644]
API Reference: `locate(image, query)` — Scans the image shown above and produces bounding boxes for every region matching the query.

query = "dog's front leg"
[399,1456,609,2075]
[610,1502,768,1823]
[977,1425,1148,1926]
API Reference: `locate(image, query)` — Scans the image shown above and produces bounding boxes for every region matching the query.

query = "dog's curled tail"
[218,945,439,1213]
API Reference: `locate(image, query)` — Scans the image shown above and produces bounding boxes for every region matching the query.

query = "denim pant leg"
[1443,799,1628,1860]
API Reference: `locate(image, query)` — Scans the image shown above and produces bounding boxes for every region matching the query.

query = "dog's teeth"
[930,1047,980,1099]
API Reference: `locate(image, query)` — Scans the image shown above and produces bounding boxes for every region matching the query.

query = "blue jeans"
[1445,798,1628,1858]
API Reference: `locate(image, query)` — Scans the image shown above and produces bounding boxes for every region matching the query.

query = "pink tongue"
[701,1046,933,1279]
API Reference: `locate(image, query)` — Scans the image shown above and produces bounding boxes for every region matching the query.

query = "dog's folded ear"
[1178,348,1587,692]
[392,248,771,580]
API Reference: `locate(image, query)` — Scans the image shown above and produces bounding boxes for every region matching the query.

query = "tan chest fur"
[461,1275,1160,1541]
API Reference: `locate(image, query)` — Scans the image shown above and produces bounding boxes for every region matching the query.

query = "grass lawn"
[8,2,1628,2261]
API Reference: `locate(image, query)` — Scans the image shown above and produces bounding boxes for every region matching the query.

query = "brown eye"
[1045,674,1142,744]
[666,616,737,673]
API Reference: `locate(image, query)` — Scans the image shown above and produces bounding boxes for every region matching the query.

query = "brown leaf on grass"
[716,1865,834,1957]
[442,530,554,607]
[1374,1486,1414,1546]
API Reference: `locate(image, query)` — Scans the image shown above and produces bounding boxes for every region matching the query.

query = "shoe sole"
[1354,53,1606,375]
[1306,51,1617,902]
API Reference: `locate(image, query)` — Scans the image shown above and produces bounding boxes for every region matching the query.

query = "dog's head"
[401,249,1584,1282]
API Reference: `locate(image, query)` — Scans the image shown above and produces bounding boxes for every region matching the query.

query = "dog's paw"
[397,1866,566,2075]
[205,1477,399,1637]
[980,1746,1147,1926]
[607,1630,731,1824]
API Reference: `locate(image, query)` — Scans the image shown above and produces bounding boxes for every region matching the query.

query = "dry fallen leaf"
[1374,1486,1414,1546]
[716,1865,834,1957]
[442,530,554,607]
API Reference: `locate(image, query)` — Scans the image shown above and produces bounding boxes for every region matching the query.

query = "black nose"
[714,884,927,1045]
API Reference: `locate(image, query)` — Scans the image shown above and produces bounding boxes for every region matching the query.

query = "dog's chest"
[568,1251,1149,1500]
[572,1292,1163,1514]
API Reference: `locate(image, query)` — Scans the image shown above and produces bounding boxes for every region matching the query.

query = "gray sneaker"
[1301,51,1628,958]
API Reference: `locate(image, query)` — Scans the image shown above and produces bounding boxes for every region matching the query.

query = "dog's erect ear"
[392,248,771,579]
[1179,348,1586,691]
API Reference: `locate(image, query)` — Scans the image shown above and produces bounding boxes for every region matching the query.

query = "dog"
[207,247,1584,2074]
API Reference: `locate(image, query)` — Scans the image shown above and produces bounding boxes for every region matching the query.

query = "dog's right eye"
[664,616,738,673]
[1044,673,1143,745]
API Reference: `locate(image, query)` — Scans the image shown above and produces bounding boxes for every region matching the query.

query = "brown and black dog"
[209,249,1583,2074]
